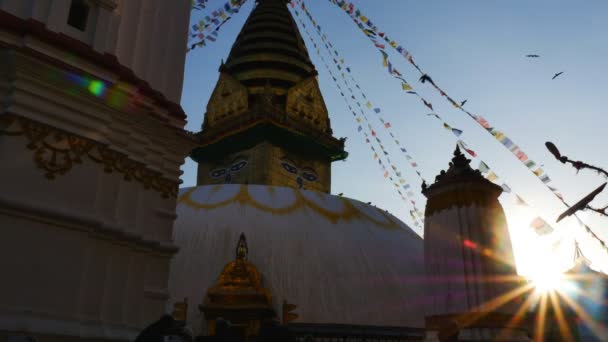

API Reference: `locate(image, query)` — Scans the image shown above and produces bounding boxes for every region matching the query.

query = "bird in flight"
[419,74,434,84]
[460,100,468,107]
[552,72,564,80]
[526,54,540,58]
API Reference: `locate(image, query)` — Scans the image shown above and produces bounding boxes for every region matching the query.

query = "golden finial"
[172,298,188,322]
[236,233,248,260]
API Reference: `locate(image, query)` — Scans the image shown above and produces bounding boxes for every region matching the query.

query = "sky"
[180,0,608,276]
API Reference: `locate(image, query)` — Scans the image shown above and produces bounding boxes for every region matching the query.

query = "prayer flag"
[478,161,490,173]
[380,50,389,67]
[384,122,391,128]
[515,194,528,206]
[458,141,477,157]
[452,128,463,137]
[475,116,491,129]
[530,217,553,235]
[401,82,412,91]
[487,172,498,182]
[374,108,381,113]
[422,99,433,111]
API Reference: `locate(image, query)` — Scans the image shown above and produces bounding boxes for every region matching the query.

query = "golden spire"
[192,0,347,193]
[200,233,275,336]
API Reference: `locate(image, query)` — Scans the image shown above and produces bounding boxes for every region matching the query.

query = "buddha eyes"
[281,158,318,184]
[301,168,318,182]
[210,168,227,178]
[281,162,299,174]
[210,158,248,179]
[230,160,247,172]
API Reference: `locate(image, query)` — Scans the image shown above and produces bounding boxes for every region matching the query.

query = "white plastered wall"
[0,0,191,102]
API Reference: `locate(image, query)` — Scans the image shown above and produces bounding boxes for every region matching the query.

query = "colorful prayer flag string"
[291,3,425,228]
[327,0,556,197]
[328,0,608,260]
[296,0,427,186]
[187,0,248,51]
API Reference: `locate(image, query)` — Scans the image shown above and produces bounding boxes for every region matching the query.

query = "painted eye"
[230,160,247,172]
[281,162,298,174]
[302,171,318,182]
[210,168,227,178]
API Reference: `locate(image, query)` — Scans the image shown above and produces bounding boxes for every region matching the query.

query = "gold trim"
[178,185,402,229]
[0,114,179,198]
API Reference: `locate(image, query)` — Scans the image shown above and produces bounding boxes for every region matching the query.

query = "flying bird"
[526,54,540,58]
[419,74,433,84]
[552,72,564,80]
[460,100,467,107]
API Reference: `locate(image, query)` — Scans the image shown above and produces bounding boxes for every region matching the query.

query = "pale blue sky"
[181,1,608,272]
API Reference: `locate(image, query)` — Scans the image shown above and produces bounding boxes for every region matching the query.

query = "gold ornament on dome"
[179,185,402,229]
[203,233,273,307]
[0,114,179,198]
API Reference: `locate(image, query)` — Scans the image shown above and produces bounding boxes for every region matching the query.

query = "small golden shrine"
[200,233,276,338]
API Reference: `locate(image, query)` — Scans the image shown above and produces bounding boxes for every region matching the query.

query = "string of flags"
[426,113,558,237]
[327,0,608,261]
[191,0,209,10]
[187,0,248,51]
[297,0,570,240]
[327,0,556,198]
[295,0,427,190]
[291,3,424,229]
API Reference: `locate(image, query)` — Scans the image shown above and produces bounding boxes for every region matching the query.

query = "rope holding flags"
[328,0,555,197]
[291,2,425,229]
[328,0,608,263]
[188,0,248,51]
[296,0,427,186]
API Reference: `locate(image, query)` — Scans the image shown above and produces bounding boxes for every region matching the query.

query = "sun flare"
[530,269,564,293]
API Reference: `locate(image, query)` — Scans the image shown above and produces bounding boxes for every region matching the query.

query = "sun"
[530,267,564,293]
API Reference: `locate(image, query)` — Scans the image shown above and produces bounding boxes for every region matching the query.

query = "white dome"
[169,184,425,332]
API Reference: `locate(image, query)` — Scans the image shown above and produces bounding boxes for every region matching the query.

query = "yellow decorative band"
[178,185,402,229]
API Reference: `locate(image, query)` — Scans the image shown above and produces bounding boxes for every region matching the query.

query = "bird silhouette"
[460,100,467,107]
[338,193,343,196]
[419,74,433,84]
[526,54,540,58]
[552,72,564,80]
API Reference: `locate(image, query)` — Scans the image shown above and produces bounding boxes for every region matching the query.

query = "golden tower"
[200,234,275,338]
[192,0,347,193]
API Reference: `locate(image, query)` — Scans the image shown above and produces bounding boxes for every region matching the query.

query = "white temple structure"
[0,0,195,340]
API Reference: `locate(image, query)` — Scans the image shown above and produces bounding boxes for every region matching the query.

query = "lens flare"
[88,80,106,97]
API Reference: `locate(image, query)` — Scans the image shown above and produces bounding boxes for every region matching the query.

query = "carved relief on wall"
[279,157,318,189]
[205,73,248,127]
[286,76,329,131]
[209,156,249,184]
[0,114,178,197]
